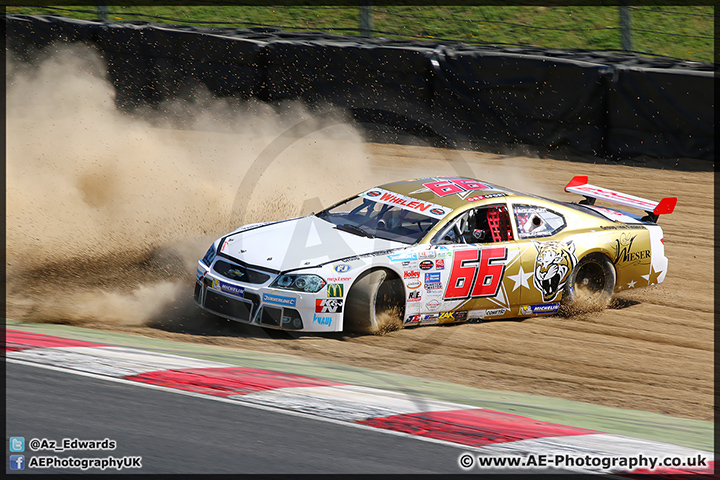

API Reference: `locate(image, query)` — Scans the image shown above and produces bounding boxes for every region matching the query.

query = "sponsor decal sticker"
[425,272,441,283]
[468,308,507,320]
[389,252,418,262]
[515,206,547,214]
[404,270,421,279]
[466,192,508,202]
[359,188,450,219]
[407,291,422,302]
[316,299,343,313]
[404,314,422,324]
[612,233,650,265]
[263,293,296,306]
[334,264,351,273]
[420,313,439,323]
[520,303,560,315]
[212,279,245,298]
[439,311,468,323]
[419,250,436,259]
[419,260,434,270]
[435,259,445,270]
[326,284,344,297]
[425,299,441,311]
[312,314,332,326]
[423,289,444,297]
[401,260,417,268]
[406,279,421,289]
[326,276,351,282]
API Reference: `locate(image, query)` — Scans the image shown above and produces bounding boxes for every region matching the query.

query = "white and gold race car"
[194,176,676,333]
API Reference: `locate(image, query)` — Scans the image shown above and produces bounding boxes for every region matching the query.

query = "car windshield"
[315,195,442,244]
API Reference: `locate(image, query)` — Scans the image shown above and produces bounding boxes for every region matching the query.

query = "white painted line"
[230,384,475,422]
[6,358,493,455]
[7,346,232,377]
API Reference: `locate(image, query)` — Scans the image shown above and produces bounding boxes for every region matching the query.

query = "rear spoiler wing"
[565,176,676,223]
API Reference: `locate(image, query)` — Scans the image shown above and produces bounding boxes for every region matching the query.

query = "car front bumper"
[194,262,341,332]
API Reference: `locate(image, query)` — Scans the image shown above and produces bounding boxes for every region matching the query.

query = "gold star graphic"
[641,265,664,286]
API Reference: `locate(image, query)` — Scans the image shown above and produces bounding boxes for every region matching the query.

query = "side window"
[432,205,513,244]
[432,213,467,245]
[513,204,566,239]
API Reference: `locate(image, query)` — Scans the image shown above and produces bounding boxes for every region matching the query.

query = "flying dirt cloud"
[5,42,550,330]
[5,43,374,326]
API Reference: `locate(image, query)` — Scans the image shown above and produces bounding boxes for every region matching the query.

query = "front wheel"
[344,269,404,334]
[561,253,616,315]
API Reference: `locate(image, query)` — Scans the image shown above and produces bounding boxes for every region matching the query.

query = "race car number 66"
[444,247,507,300]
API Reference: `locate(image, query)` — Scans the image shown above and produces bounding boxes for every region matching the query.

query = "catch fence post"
[97,3,109,22]
[620,1,632,51]
[360,1,372,37]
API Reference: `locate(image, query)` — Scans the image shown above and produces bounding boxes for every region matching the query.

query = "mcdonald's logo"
[327,284,344,298]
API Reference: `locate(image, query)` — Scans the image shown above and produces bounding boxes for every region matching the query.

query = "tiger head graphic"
[532,240,578,302]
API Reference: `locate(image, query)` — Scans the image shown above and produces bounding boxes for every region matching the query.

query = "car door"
[429,203,524,321]
[510,202,572,312]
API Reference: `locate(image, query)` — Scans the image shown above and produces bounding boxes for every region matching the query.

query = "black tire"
[344,269,404,334]
[561,253,616,315]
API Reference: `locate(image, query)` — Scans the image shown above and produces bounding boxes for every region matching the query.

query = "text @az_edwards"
[27,437,116,452]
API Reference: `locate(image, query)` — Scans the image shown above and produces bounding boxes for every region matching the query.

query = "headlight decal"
[201,244,217,266]
[270,274,326,293]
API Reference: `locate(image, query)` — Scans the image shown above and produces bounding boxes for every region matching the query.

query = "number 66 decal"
[444,247,507,300]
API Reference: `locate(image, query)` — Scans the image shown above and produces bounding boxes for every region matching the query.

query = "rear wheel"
[561,253,616,315]
[344,269,404,334]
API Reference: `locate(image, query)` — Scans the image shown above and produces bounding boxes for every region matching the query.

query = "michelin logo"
[520,303,560,315]
[212,279,244,297]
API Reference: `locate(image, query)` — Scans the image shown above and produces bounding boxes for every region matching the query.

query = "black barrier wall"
[5,15,714,161]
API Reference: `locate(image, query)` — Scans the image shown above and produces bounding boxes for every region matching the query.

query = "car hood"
[219,216,406,272]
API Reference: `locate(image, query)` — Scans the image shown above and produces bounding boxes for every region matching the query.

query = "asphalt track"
[7,320,712,453]
[7,361,583,475]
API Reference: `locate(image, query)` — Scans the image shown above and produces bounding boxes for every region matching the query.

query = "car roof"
[378,176,533,211]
